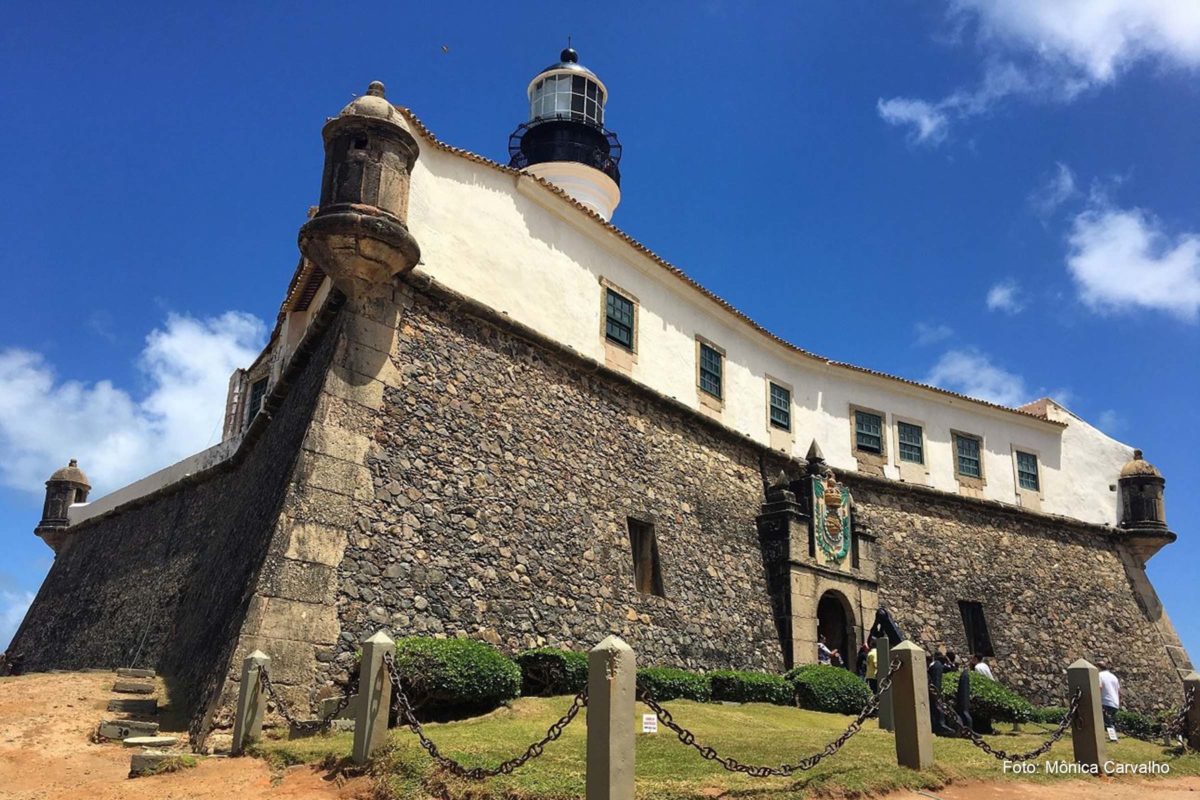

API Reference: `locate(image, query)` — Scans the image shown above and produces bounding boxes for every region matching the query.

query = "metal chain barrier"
[259,665,359,735]
[637,658,903,777]
[1158,686,1196,749]
[383,651,587,779]
[930,685,1080,762]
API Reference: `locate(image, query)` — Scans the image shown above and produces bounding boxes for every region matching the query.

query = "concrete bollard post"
[877,636,894,732]
[1067,659,1105,770]
[1183,671,1200,750]
[586,635,636,800]
[231,650,269,756]
[352,630,394,765]
[891,641,933,770]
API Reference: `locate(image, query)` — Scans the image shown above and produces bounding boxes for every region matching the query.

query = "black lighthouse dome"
[508,47,623,218]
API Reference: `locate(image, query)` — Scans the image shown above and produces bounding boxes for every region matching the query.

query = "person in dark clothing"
[944,650,959,672]
[927,651,953,736]
[954,667,973,732]
[855,641,869,678]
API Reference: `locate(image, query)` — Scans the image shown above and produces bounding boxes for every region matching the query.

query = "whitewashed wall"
[398,126,1133,526]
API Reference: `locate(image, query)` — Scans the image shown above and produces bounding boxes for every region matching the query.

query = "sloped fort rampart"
[9,70,1191,742]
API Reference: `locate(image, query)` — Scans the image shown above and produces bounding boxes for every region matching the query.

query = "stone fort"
[8,50,1192,743]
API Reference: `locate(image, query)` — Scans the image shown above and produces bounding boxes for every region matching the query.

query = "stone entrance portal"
[817,590,855,668]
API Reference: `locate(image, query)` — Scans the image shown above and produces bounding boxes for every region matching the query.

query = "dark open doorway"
[817,591,855,669]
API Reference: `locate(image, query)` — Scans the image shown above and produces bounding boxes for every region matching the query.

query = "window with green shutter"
[769,383,791,431]
[247,377,268,426]
[897,421,924,464]
[854,410,883,453]
[955,433,982,478]
[698,342,722,398]
[1016,451,1039,491]
[604,288,634,350]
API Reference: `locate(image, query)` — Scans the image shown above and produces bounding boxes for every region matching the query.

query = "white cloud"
[1,590,34,650]
[1029,163,1078,219]
[925,349,1030,406]
[1066,204,1200,320]
[986,279,1025,314]
[913,322,955,346]
[0,312,266,497]
[1097,408,1125,434]
[879,1,1200,143]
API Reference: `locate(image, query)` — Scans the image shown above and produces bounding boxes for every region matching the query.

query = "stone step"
[107,699,158,715]
[123,735,179,748]
[117,667,156,679]
[112,681,155,695]
[129,751,195,778]
[98,719,160,740]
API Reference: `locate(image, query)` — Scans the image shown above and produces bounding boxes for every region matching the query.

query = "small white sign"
[1107,726,1119,742]
[642,714,658,734]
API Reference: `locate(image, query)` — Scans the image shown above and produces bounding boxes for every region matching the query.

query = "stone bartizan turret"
[508,47,623,220]
[1117,448,1176,562]
[35,459,89,554]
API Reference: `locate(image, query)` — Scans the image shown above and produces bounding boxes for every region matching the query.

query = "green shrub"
[1115,708,1161,739]
[391,637,521,715]
[786,665,871,714]
[1032,705,1069,725]
[940,671,1035,730]
[637,667,711,702]
[515,648,588,696]
[708,670,793,705]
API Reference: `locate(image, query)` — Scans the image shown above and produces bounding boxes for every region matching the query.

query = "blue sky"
[2,2,1197,665]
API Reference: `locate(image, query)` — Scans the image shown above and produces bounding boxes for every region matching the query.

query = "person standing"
[954,666,973,732]
[817,635,832,666]
[1098,661,1121,740]
[928,651,952,735]
[856,641,870,678]
[865,637,879,694]
[971,653,995,681]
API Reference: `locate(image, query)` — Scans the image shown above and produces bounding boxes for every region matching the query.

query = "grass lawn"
[252,697,1200,799]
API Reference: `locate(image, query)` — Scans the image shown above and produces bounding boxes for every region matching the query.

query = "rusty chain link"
[930,685,1080,762]
[637,658,902,777]
[259,665,359,735]
[383,651,586,779]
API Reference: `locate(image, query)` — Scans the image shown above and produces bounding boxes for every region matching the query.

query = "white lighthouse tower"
[508,47,623,220]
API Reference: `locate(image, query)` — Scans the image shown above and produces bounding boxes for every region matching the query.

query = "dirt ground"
[1,671,1196,799]
[0,670,367,800]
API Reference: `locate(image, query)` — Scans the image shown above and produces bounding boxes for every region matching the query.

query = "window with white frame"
[530,74,604,127]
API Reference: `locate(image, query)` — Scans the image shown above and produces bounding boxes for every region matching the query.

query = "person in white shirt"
[817,635,832,665]
[970,653,995,681]
[1098,661,1121,738]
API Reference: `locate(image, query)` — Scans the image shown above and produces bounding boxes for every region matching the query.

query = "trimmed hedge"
[940,671,1035,730]
[709,670,794,706]
[786,665,871,714]
[515,648,588,696]
[392,637,521,713]
[1115,708,1162,739]
[1032,705,1069,725]
[637,667,712,702]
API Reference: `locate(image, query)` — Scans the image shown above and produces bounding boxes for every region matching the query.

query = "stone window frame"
[695,336,725,414]
[764,375,795,452]
[1010,444,1044,511]
[243,363,272,431]
[598,277,639,375]
[627,515,666,598]
[848,404,889,473]
[951,429,986,491]
[891,414,931,484]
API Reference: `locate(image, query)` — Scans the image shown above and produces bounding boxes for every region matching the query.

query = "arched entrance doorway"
[817,591,856,669]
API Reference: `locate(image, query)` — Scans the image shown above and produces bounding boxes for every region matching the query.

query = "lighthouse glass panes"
[605,288,634,349]
[1016,451,1040,491]
[530,74,604,126]
[855,411,883,453]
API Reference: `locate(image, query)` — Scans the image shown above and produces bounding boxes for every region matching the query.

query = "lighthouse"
[508,47,623,220]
